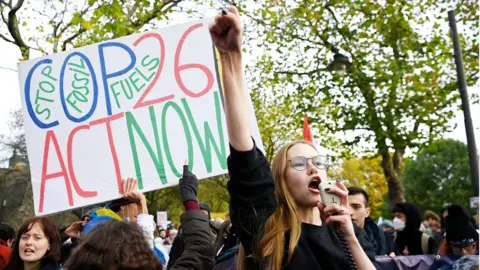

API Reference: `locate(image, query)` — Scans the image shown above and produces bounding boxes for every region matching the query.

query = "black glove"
[179,165,198,203]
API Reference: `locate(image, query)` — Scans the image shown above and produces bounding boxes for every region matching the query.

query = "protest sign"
[18,19,263,216]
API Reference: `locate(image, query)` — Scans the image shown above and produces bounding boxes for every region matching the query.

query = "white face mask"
[393,217,406,231]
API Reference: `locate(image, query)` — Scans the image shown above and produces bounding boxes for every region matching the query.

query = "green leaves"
[245,0,478,206]
[403,139,473,214]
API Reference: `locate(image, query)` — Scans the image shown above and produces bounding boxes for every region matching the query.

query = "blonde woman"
[209,7,378,270]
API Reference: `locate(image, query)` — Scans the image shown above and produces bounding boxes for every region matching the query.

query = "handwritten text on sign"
[18,20,263,216]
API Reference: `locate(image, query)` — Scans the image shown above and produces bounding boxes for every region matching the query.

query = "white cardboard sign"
[18,19,263,216]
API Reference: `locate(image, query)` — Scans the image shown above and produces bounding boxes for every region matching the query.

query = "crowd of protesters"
[0,6,478,270]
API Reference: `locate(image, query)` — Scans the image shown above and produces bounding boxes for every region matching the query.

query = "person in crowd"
[421,210,440,238]
[72,178,167,265]
[67,162,214,270]
[0,222,15,268]
[64,220,162,270]
[199,203,211,219]
[199,202,220,241]
[438,204,478,256]
[79,215,90,223]
[378,219,397,256]
[380,220,394,233]
[5,217,62,270]
[347,186,397,256]
[158,229,167,245]
[209,7,377,269]
[154,228,162,246]
[168,229,178,245]
[166,166,215,269]
[392,202,436,255]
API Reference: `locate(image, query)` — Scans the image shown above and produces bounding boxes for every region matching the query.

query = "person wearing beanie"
[392,202,436,255]
[438,204,479,255]
[199,202,212,220]
[380,220,394,233]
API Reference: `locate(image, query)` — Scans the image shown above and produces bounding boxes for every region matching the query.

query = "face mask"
[393,217,406,231]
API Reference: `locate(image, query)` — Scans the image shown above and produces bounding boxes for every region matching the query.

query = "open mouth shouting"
[23,248,35,256]
[308,176,322,194]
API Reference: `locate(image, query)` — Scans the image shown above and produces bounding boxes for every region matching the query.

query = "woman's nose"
[25,237,32,245]
[307,161,317,175]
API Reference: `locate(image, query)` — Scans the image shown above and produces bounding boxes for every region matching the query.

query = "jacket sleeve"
[354,224,380,269]
[169,210,214,270]
[136,214,155,249]
[227,140,277,258]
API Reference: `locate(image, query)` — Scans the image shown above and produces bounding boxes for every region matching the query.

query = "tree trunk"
[381,150,405,211]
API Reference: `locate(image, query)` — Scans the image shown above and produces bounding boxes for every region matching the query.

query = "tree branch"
[325,6,351,49]
[52,0,70,53]
[0,32,14,44]
[277,68,324,76]
[61,28,86,51]
[6,0,29,59]
[1,9,7,24]
[241,11,323,46]
[57,0,91,41]
[126,4,138,19]
[0,65,17,72]
[10,0,22,13]
[131,0,182,30]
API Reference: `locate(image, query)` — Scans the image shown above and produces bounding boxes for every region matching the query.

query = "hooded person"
[438,204,479,255]
[392,202,436,255]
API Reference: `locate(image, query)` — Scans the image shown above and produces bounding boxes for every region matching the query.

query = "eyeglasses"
[451,243,476,253]
[288,156,328,171]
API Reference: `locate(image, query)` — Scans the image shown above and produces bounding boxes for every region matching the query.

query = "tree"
[0,0,193,60]
[403,139,473,214]
[240,0,478,209]
[332,156,388,219]
[0,109,26,164]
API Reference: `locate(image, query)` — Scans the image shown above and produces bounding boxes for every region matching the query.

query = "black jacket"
[364,216,386,255]
[227,143,378,269]
[393,203,435,255]
[167,210,215,270]
[383,231,399,255]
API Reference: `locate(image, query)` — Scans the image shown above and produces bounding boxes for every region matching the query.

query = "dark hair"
[347,186,369,207]
[5,217,61,270]
[0,222,15,242]
[107,198,134,213]
[424,210,440,222]
[65,220,162,270]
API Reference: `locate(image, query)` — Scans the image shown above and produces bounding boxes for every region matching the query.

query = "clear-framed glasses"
[288,156,328,171]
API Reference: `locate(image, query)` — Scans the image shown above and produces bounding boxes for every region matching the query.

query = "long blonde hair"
[237,140,317,270]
